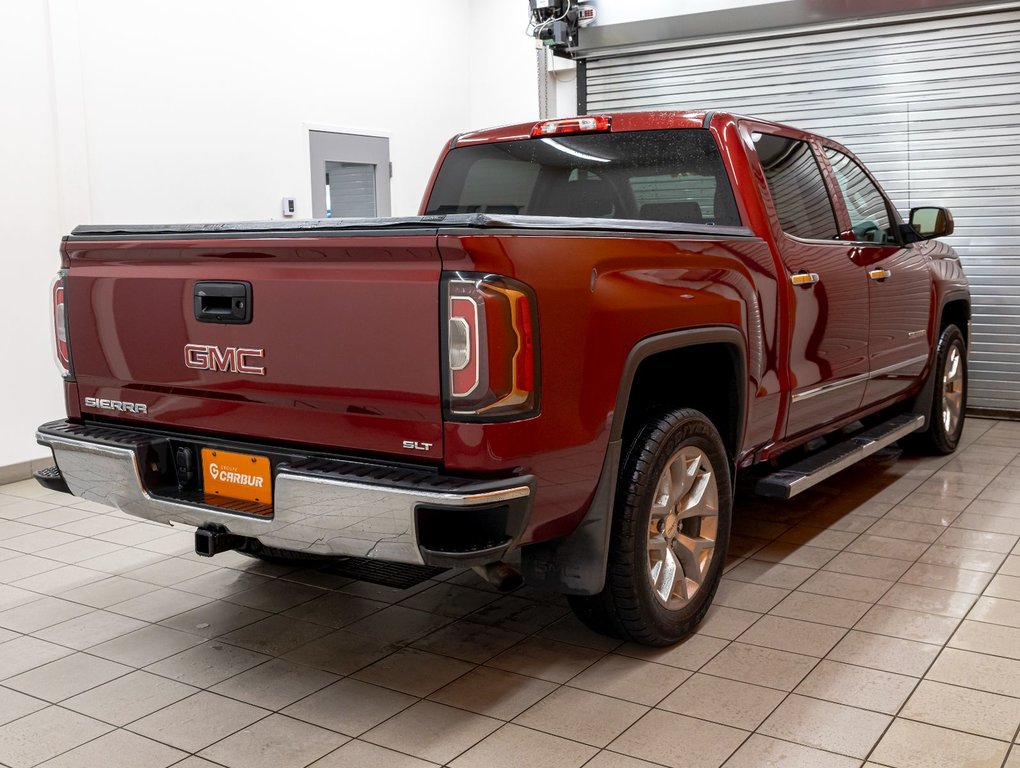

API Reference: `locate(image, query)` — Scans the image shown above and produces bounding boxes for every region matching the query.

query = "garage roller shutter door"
[585,5,1020,412]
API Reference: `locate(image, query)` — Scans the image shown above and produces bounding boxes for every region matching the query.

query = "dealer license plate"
[201,448,272,505]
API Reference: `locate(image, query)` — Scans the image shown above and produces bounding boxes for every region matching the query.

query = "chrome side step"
[755,413,926,500]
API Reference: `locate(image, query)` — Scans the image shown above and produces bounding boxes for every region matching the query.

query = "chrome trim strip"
[792,354,929,403]
[38,432,531,565]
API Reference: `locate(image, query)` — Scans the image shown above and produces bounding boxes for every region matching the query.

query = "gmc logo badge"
[185,344,266,376]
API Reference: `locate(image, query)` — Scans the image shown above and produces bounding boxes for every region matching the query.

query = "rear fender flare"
[520,326,747,595]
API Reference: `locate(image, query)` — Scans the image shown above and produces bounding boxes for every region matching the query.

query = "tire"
[568,408,733,646]
[913,324,967,455]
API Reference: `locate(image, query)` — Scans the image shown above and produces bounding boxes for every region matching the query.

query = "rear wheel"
[914,324,967,455]
[569,408,732,646]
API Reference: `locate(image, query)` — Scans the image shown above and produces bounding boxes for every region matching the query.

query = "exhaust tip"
[472,562,523,593]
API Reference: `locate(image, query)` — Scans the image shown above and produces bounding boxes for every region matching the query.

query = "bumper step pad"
[319,558,447,589]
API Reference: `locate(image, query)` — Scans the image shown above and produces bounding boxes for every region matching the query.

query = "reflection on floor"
[2,418,1020,767]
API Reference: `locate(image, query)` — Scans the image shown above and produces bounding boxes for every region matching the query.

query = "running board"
[755,413,926,500]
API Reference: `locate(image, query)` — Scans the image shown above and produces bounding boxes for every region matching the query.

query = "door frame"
[307,125,391,218]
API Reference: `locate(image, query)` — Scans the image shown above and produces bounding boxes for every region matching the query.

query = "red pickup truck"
[37,111,968,645]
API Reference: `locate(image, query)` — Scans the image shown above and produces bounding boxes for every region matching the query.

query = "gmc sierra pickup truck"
[37,111,968,645]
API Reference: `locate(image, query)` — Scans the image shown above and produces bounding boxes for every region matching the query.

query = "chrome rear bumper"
[37,420,532,566]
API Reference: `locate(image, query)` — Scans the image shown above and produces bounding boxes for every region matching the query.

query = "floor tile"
[127,691,269,753]
[870,718,1008,768]
[159,599,271,638]
[583,752,664,768]
[794,659,915,714]
[308,740,437,768]
[878,583,976,618]
[700,642,817,691]
[449,722,597,768]
[90,624,205,667]
[926,647,1020,697]
[722,733,862,768]
[535,613,622,652]
[57,576,159,609]
[107,586,211,623]
[219,614,334,656]
[968,596,1020,629]
[199,713,348,768]
[616,633,727,671]
[827,630,940,677]
[412,620,526,664]
[0,687,47,727]
[900,679,1020,741]
[32,605,147,648]
[695,604,761,640]
[985,574,1020,601]
[936,527,1017,553]
[465,596,568,635]
[738,615,847,657]
[798,570,893,602]
[353,647,473,697]
[751,542,836,568]
[658,672,784,730]
[845,535,929,561]
[430,666,558,721]
[282,629,395,676]
[4,651,131,703]
[568,652,689,705]
[344,605,452,646]
[225,579,326,613]
[853,605,960,645]
[0,636,73,680]
[759,694,891,759]
[36,727,186,768]
[283,678,415,736]
[62,669,198,726]
[722,559,815,589]
[145,640,271,687]
[919,544,1006,573]
[770,591,871,628]
[949,620,1020,660]
[362,700,501,765]
[281,591,386,628]
[0,596,92,633]
[822,551,912,581]
[487,637,604,683]
[899,562,993,594]
[609,709,746,767]
[713,579,789,612]
[0,705,112,768]
[210,658,339,710]
[513,686,646,748]
[399,582,499,618]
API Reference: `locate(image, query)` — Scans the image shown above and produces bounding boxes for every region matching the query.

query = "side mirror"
[910,206,954,239]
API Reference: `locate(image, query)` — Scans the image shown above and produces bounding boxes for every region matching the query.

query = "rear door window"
[426,129,741,226]
[754,133,840,241]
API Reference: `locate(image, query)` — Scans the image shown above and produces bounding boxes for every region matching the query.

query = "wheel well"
[621,343,742,460]
[941,298,970,345]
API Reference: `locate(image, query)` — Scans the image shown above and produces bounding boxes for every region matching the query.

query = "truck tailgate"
[63,233,443,461]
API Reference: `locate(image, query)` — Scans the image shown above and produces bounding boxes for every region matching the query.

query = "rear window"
[425,129,741,226]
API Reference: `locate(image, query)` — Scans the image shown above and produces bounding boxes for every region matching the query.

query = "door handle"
[791,272,819,287]
[194,281,252,324]
[869,269,892,282]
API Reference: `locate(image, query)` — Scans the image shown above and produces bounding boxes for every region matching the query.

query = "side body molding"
[521,326,748,595]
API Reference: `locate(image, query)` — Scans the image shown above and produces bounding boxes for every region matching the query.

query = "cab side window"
[824,147,895,244]
[754,133,840,241]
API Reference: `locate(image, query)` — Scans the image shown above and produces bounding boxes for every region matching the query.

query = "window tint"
[824,147,895,243]
[754,133,839,240]
[426,129,741,225]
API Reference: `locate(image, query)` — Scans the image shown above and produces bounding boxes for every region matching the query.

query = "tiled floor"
[2,418,1020,766]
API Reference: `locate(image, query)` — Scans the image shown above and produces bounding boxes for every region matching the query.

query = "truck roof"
[451,109,825,148]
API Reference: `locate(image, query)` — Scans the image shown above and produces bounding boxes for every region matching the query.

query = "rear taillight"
[443,273,539,421]
[52,271,73,380]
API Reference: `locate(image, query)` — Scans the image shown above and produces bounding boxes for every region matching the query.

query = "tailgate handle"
[194,282,252,324]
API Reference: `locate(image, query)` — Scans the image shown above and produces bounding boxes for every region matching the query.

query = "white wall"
[0,1,66,468]
[1,0,539,467]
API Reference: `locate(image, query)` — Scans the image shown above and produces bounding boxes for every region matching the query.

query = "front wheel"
[913,324,967,455]
[569,408,732,646]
